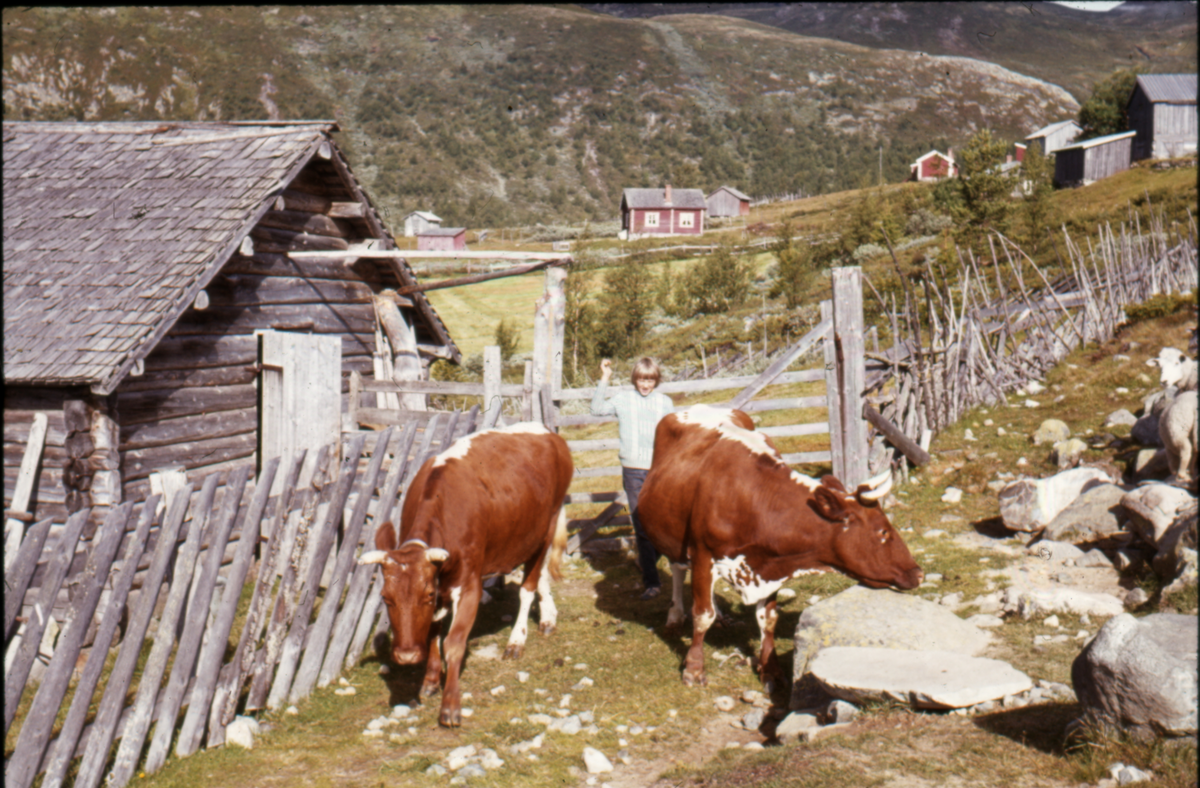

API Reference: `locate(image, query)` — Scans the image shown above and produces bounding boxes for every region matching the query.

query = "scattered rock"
[1105,410,1138,428]
[790,585,992,701]
[714,696,736,712]
[1028,540,1085,563]
[447,744,477,770]
[285,706,298,716]
[810,647,1032,710]
[923,529,947,539]
[1051,438,1089,470]
[1025,400,1041,409]
[1124,588,1150,608]
[582,747,613,774]
[824,699,860,724]
[775,712,819,743]
[1041,483,1129,543]
[939,592,962,608]
[777,588,797,601]
[517,671,530,683]
[1043,614,1060,628]
[226,716,259,749]
[1077,549,1115,568]
[426,764,448,777]
[334,687,356,696]
[998,467,1111,533]
[1154,507,1197,585]
[741,708,766,731]
[1001,587,1125,619]
[1072,613,1198,738]
[965,614,1004,629]
[941,488,963,503]
[1033,419,1071,446]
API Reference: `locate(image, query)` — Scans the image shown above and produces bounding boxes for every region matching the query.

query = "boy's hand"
[600,359,612,382]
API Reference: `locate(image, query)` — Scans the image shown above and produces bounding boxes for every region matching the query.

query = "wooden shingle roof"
[1132,74,1197,105]
[3,121,459,392]
[621,188,707,210]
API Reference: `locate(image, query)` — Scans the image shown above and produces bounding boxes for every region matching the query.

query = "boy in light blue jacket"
[591,357,675,599]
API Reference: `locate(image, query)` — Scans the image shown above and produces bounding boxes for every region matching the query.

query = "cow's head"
[359,523,449,665]
[809,470,923,590]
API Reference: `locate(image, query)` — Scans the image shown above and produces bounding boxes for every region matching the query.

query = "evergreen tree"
[769,220,816,309]
[1077,69,1140,141]
[956,129,1011,237]
[1017,142,1055,251]
[595,263,654,360]
[563,270,597,386]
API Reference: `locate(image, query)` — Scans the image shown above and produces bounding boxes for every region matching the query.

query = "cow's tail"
[547,506,568,581]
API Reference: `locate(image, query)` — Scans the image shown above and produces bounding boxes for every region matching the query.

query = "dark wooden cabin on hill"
[1053,130,1136,188]
[3,120,459,525]
[1127,73,1198,161]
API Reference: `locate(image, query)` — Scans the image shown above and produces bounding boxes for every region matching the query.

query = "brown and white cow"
[637,405,922,689]
[359,422,573,727]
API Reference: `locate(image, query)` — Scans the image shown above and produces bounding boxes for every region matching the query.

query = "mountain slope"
[4,5,1087,227]
[584,2,1199,102]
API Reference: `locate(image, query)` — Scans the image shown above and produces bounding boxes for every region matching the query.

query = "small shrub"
[1124,290,1197,324]
[905,207,954,236]
[494,318,520,362]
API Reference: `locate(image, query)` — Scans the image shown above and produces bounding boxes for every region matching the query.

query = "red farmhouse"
[620,185,706,240]
[909,150,958,182]
[417,227,467,252]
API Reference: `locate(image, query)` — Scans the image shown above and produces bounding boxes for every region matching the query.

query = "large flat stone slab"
[810,647,1033,710]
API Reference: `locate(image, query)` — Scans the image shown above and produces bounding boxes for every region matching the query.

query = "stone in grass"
[1042,483,1129,543]
[390,704,411,719]
[1032,417,1070,448]
[742,708,766,731]
[825,699,860,724]
[456,763,487,780]
[478,749,505,770]
[810,647,1032,710]
[225,716,259,749]
[714,696,737,712]
[425,764,448,777]
[941,488,963,504]
[998,466,1111,533]
[1051,438,1089,470]
[1105,409,1138,428]
[775,713,819,743]
[447,745,477,770]
[583,747,613,774]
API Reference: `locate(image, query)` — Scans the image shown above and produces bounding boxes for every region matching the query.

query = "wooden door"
[258,331,342,494]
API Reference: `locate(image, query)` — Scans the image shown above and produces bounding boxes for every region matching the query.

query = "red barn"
[620,185,706,240]
[417,227,467,252]
[909,150,958,182]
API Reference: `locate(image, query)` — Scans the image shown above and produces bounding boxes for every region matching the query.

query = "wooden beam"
[289,250,572,261]
[863,404,930,467]
[4,412,47,568]
[727,318,832,410]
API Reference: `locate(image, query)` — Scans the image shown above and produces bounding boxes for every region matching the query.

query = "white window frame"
[679,212,694,228]
[644,211,660,227]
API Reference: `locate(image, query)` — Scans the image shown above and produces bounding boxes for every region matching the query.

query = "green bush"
[674,244,753,315]
[494,318,520,362]
[1123,290,1198,324]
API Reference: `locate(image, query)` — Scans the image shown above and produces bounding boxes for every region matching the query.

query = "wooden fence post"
[532,292,549,424]
[4,412,47,567]
[482,345,502,428]
[547,266,567,396]
[821,300,845,482]
[5,502,134,788]
[4,508,91,735]
[3,517,53,643]
[832,267,869,488]
[522,361,534,422]
[37,498,159,788]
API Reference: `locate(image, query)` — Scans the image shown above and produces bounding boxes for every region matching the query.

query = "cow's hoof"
[503,644,525,660]
[439,707,462,727]
[419,681,440,699]
[681,669,708,687]
[538,622,556,636]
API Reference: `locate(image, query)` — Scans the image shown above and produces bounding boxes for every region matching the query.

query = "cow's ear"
[810,486,848,522]
[376,523,398,551]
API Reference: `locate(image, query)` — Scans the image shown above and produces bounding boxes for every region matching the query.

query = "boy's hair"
[631,357,662,386]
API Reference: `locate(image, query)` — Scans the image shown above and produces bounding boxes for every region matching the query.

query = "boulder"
[1152,505,1197,582]
[1131,448,1171,482]
[582,747,613,774]
[810,647,1032,710]
[790,585,991,708]
[1028,540,1086,563]
[775,712,819,744]
[1051,438,1089,470]
[1032,419,1071,446]
[998,467,1113,533]
[1105,410,1138,428]
[1042,483,1129,543]
[1121,484,1197,548]
[1072,613,1198,738]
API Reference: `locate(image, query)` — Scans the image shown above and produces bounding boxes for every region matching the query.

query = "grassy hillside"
[4,5,1085,228]
[586,1,1199,102]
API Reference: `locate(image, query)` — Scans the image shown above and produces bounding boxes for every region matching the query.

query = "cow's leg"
[666,562,689,630]
[754,596,784,693]
[535,557,558,635]
[419,618,443,700]
[683,551,715,687]
[505,558,543,660]
[439,582,481,727]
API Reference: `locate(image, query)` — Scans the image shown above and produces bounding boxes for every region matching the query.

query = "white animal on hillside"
[1159,389,1198,490]
[1147,347,1197,392]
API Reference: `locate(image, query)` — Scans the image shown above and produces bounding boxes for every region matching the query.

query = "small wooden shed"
[3,120,460,524]
[417,227,467,251]
[706,186,751,218]
[1053,130,1136,188]
[403,210,442,237]
[1127,73,1198,161]
[1025,119,1081,156]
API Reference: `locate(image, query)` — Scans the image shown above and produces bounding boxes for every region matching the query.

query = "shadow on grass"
[973,702,1082,756]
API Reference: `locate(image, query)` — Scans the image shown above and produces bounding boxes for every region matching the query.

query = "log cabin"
[3,120,460,526]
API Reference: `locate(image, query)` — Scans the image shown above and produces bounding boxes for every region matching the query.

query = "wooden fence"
[3,416,477,788]
[863,210,1198,473]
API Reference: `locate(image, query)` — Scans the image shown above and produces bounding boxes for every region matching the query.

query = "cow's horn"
[859,469,893,501]
[358,550,391,566]
[425,547,450,564]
